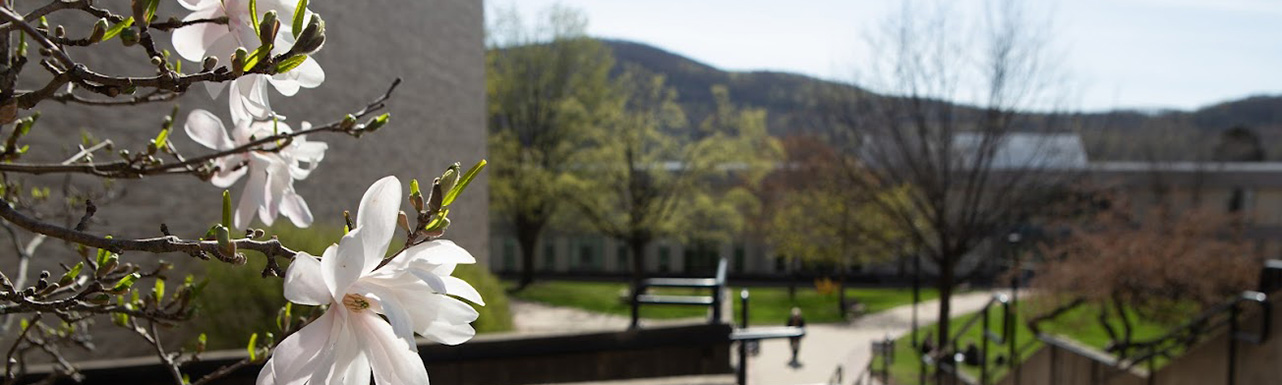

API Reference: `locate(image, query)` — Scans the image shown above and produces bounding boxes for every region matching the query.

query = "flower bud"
[150,56,163,66]
[53,25,65,38]
[231,48,248,76]
[290,14,325,56]
[215,225,236,257]
[120,28,138,46]
[258,11,279,47]
[202,56,218,71]
[439,163,461,194]
[397,211,410,233]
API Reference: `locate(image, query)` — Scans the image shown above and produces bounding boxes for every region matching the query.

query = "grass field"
[507,280,938,325]
[885,300,1175,384]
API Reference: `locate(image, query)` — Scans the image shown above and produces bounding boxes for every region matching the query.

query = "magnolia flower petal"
[177,0,211,11]
[441,276,485,306]
[320,313,366,385]
[354,282,416,348]
[230,76,274,124]
[421,321,476,346]
[234,169,268,229]
[171,8,221,60]
[355,176,401,275]
[283,251,328,305]
[323,228,367,300]
[183,109,234,151]
[404,240,476,266]
[332,349,370,385]
[407,269,448,294]
[280,190,314,228]
[436,296,480,325]
[352,311,430,385]
[261,308,336,385]
[293,57,326,88]
[260,157,291,225]
[210,163,247,188]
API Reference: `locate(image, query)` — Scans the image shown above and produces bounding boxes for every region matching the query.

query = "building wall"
[11,0,486,359]
[490,234,782,277]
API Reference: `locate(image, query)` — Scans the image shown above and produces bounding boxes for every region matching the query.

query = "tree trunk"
[512,215,544,292]
[935,255,955,383]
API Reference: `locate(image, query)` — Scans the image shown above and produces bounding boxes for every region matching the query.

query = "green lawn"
[886,300,1175,384]
[507,280,937,325]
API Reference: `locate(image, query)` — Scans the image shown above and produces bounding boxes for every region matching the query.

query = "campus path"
[513,291,1006,385]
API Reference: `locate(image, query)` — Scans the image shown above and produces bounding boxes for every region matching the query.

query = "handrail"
[919,292,1014,385]
[630,258,728,328]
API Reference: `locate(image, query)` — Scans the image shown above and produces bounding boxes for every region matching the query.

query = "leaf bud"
[202,56,218,71]
[150,56,163,66]
[397,211,410,233]
[439,162,461,194]
[231,48,249,76]
[120,28,138,46]
[258,11,280,47]
[53,25,65,38]
[290,14,325,56]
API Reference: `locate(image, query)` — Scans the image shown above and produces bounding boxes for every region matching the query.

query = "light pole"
[1007,231,1022,385]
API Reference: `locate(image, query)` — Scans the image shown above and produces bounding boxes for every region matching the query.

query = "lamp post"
[1007,231,1022,385]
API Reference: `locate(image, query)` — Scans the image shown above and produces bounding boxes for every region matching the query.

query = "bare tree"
[820,0,1074,373]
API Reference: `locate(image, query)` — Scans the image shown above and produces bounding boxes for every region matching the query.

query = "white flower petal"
[421,321,476,346]
[183,109,233,150]
[323,228,368,300]
[280,190,314,228]
[171,8,221,60]
[407,269,448,294]
[354,283,416,348]
[435,296,480,325]
[210,163,247,188]
[441,276,485,306]
[404,240,476,266]
[230,76,274,124]
[234,169,268,229]
[292,57,326,88]
[352,311,429,385]
[320,314,366,385]
[261,307,336,385]
[355,176,402,275]
[283,251,328,305]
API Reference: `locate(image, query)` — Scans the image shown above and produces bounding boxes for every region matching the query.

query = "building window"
[658,246,671,273]
[543,240,556,271]
[502,239,516,271]
[617,245,629,272]
[734,245,746,273]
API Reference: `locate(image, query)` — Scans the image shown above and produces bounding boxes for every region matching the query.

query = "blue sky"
[486,0,1282,112]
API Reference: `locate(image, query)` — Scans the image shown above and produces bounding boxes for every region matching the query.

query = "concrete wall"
[1000,298,1281,385]
[10,0,486,359]
[20,324,733,385]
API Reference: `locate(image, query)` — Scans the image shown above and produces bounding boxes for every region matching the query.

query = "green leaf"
[424,208,449,231]
[409,179,421,196]
[60,262,83,283]
[222,190,232,229]
[102,17,134,41]
[113,273,140,292]
[155,128,169,149]
[292,0,308,39]
[273,54,307,74]
[153,278,165,302]
[249,0,260,36]
[243,45,271,72]
[247,332,259,361]
[442,159,486,207]
[144,0,159,23]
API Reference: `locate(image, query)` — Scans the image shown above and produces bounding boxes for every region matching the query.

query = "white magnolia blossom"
[258,176,484,385]
[184,109,327,228]
[172,0,325,122]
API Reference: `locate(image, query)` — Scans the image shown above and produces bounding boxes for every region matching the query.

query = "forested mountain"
[601,39,1282,161]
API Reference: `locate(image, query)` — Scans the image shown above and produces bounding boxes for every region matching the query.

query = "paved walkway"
[512,291,1008,385]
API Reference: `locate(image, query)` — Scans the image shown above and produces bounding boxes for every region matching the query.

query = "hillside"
[601,40,1282,161]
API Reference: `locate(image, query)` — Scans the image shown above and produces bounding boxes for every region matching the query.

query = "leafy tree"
[486,5,615,290]
[573,73,781,303]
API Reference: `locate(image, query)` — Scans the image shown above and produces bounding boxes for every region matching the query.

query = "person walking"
[787,307,805,367]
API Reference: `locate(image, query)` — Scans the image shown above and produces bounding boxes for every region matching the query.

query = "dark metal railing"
[730,288,806,385]
[630,258,727,328]
[919,292,1015,385]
